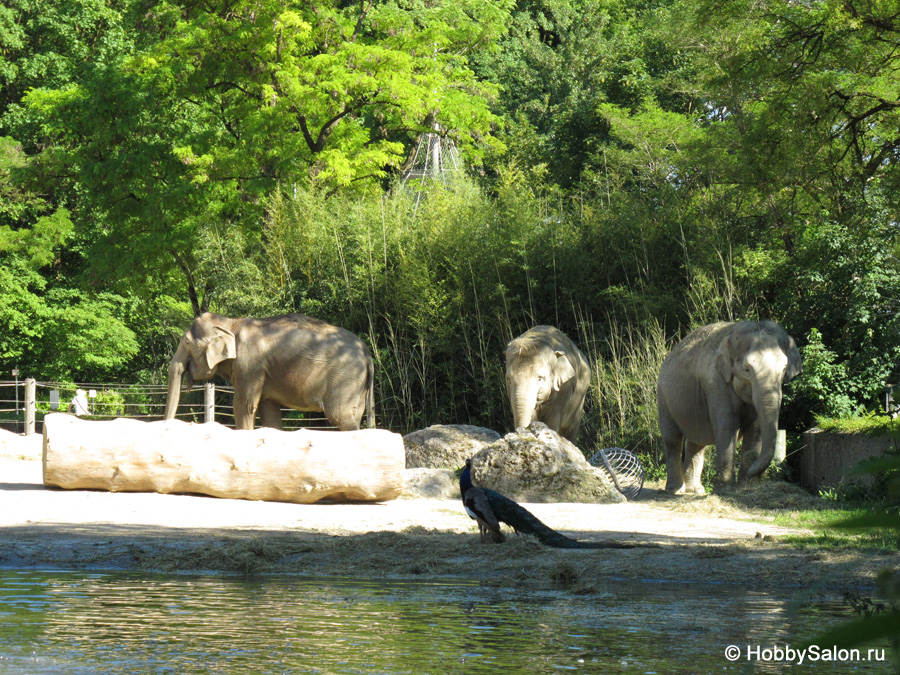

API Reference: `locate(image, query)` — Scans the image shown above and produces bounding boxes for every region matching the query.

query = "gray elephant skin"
[657,320,801,494]
[505,325,591,443]
[164,312,375,430]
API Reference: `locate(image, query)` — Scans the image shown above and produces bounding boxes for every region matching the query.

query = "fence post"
[24,378,36,436]
[204,383,215,423]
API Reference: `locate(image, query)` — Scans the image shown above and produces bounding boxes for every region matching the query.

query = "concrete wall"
[800,429,896,492]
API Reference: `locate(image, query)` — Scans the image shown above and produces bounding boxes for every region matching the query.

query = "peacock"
[459,459,505,542]
[459,459,636,549]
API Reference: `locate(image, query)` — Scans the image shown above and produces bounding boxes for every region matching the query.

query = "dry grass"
[7,510,888,593]
[661,494,749,519]
[128,526,653,587]
[131,533,307,575]
[641,479,824,518]
[722,480,826,511]
[112,479,881,589]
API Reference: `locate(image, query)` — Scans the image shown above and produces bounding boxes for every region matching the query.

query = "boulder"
[403,424,501,469]
[470,422,625,504]
[401,468,459,499]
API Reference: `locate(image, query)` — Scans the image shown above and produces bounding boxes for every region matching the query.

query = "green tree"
[0,259,139,381]
[675,0,900,418]
[25,0,512,315]
[0,0,133,148]
[476,0,691,188]
[0,137,73,263]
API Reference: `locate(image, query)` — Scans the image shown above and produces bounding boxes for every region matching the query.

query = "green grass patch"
[771,507,899,551]
[815,413,900,438]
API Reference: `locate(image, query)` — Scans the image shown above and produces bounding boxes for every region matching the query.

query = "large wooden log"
[42,413,405,504]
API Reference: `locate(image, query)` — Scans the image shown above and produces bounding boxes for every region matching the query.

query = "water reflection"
[0,571,889,674]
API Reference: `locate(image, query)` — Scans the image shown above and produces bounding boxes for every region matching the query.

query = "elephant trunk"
[512,382,538,430]
[746,388,783,479]
[164,339,190,421]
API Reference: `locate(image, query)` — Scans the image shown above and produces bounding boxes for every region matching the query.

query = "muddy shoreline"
[0,453,892,594]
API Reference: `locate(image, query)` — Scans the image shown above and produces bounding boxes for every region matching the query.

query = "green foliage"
[0,261,50,364]
[662,0,900,428]
[0,137,74,267]
[92,389,126,417]
[40,290,141,378]
[476,0,691,188]
[0,258,139,380]
[16,0,513,316]
[261,176,689,435]
[815,415,900,438]
[264,179,510,431]
[585,319,669,456]
[132,0,510,190]
[0,0,133,144]
[789,329,859,420]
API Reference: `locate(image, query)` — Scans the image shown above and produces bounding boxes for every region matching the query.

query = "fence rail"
[0,379,334,435]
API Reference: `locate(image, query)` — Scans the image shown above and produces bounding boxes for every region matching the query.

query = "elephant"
[657,320,801,495]
[505,325,591,443]
[164,312,375,431]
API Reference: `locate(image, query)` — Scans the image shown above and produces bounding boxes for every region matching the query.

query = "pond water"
[0,570,891,674]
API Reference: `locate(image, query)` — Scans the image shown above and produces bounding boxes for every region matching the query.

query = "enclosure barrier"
[0,379,334,436]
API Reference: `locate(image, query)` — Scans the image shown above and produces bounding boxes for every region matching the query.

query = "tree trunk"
[42,414,405,504]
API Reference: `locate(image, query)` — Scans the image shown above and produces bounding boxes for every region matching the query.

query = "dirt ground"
[0,434,893,594]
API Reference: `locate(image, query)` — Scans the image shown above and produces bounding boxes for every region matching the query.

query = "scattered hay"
[547,560,580,584]
[8,519,886,594]
[692,545,743,559]
[649,479,823,518]
[132,534,303,574]
[723,480,822,511]
[663,494,748,519]
[500,534,546,557]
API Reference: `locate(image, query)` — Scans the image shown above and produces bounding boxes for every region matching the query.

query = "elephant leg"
[540,406,565,438]
[322,392,364,431]
[558,402,585,444]
[738,419,762,482]
[681,442,707,496]
[258,399,283,430]
[558,419,581,444]
[233,374,264,430]
[712,414,740,488]
[659,402,688,493]
[663,434,687,494]
[326,411,361,431]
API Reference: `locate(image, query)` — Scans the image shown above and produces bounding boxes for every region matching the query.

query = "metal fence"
[0,379,334,436]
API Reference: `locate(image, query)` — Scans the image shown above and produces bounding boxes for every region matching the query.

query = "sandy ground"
[0,433,894,593]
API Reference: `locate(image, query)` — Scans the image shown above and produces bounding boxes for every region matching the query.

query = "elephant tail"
[365,356,376,429]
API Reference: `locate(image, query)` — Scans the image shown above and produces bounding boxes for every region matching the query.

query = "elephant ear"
[206,326,237,368]
[783,335,802,382]
[715,336,734,384]
[552,351,577,391]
